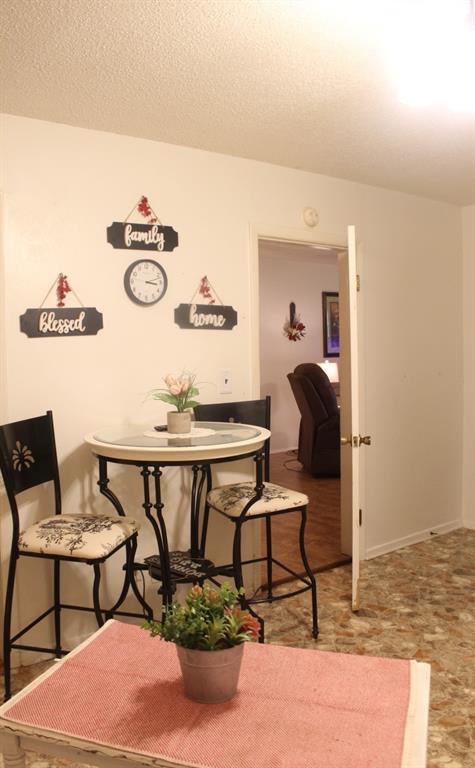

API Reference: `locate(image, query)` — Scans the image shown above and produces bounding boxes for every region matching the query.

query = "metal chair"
[0,411,141,700]
[194,397,318,641]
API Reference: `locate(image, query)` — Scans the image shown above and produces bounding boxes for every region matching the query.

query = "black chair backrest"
[293,363,338,417]
[194,397,271,481]
[0,411,61,513]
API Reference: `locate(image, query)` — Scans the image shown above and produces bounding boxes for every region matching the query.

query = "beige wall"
[462,204,475,529]
[0,113,464,651]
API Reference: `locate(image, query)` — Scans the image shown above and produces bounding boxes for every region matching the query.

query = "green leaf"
[153,393,177,406]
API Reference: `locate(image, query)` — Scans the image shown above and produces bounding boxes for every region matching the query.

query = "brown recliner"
[287,363,340,477]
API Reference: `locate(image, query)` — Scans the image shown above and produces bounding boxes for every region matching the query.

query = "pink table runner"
[2,620,410,768]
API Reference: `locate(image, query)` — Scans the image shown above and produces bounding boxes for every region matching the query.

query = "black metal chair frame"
[194,397,319,641]
[94,448,265,621]
[0,411,141,701]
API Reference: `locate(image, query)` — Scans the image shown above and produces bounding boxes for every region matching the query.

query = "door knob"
[340,436,352,446]
[358,435,372,446]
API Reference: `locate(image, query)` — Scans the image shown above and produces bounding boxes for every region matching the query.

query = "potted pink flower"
[149,372,200,433]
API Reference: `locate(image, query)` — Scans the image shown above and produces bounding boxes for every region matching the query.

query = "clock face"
[124,259,168,306]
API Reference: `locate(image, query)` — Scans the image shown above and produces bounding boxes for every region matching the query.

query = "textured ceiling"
[1,0,474,204]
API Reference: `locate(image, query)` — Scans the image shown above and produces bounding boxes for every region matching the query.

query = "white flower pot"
[167,411,192,434]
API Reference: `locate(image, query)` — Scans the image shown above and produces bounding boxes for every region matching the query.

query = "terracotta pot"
[167,411,192,434]
[176,643,244,703]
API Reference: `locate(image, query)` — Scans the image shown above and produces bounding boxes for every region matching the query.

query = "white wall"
[259,246,338,452]
[0,114,464,651]
[462,204,475,529]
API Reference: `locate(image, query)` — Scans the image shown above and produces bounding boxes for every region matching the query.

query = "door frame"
[248,221,367,581]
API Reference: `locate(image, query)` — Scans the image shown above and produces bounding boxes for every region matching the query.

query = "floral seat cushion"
[18,514,140,559]
[207,482,308,517]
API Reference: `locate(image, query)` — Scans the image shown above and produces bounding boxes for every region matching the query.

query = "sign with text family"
[174,277,238,331]
[107,196,179,252]
[19,274,103,338]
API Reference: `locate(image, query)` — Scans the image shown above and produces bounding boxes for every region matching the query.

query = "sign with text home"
[174,277,238,331]
[106,195,179,252]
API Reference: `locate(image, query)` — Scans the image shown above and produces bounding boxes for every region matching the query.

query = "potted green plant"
[143,583,260,703]
[148,372,200,434]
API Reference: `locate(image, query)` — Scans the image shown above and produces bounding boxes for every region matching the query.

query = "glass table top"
[92,421,262,449]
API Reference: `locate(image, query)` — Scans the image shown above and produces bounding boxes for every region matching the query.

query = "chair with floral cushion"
[194,397,318,641]
[0,411,142,700]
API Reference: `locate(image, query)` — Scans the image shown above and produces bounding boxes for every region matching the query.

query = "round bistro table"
[84,421,271,617]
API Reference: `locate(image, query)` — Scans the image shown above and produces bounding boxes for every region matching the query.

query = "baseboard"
[270,446,298,455]
[365,519,462,560]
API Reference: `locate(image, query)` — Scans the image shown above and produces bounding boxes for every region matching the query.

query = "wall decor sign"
[19,274,103,338]
[322,291,339,357]
[283,301,306,342]
[174,276,238,330]
[106,195,179,252]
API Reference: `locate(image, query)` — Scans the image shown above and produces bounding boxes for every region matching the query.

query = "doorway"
[257,238,350,581]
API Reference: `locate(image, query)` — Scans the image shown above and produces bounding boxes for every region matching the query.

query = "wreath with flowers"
[284,302,306,341]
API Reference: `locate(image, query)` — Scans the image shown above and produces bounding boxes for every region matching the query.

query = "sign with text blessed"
[174,303,238,330]
[20,308,104,338]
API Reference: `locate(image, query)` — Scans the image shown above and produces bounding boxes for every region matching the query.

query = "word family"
[124,224,165,250]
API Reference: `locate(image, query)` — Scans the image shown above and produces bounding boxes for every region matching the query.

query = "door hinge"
[359,509,362,526]
[356,274,361,292]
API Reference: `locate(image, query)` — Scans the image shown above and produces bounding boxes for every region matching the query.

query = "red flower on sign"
[137,196,152,218]
[199,276,215,304]
[56,273,72,307]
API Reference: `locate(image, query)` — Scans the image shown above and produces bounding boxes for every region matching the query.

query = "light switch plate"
[219,369,232,394]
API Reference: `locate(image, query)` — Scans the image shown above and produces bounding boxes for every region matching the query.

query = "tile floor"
[2,528,474,768]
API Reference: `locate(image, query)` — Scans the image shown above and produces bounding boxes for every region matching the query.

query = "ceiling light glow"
[386,0,475,111]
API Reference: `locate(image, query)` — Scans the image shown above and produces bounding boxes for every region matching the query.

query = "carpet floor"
[2,528,474,768]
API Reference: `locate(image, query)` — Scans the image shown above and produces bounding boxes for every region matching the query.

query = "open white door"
[339,225,369,610]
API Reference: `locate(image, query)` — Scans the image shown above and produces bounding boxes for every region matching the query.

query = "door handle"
[341,435,372,447]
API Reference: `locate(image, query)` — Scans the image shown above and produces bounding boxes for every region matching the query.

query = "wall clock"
[124,259,168,306]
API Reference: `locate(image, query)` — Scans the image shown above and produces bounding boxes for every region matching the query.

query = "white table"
[0,620,431,768]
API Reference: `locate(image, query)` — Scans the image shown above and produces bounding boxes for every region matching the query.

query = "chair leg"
[3,553,18,701]
[92,564,105,627]
[232,521,265,643]
[53,559,62,657]
[298,507,319,638]
[265,516,273,600]
[126,538,154,621]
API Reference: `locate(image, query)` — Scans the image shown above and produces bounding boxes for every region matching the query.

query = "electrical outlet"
[219,369,232,394]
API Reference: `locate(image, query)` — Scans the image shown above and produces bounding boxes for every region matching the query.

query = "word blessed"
[174,303,238,331]
[20,308,103,338]
[39,311,85,334]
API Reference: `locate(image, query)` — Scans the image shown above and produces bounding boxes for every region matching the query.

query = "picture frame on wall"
[322,291,340,357]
